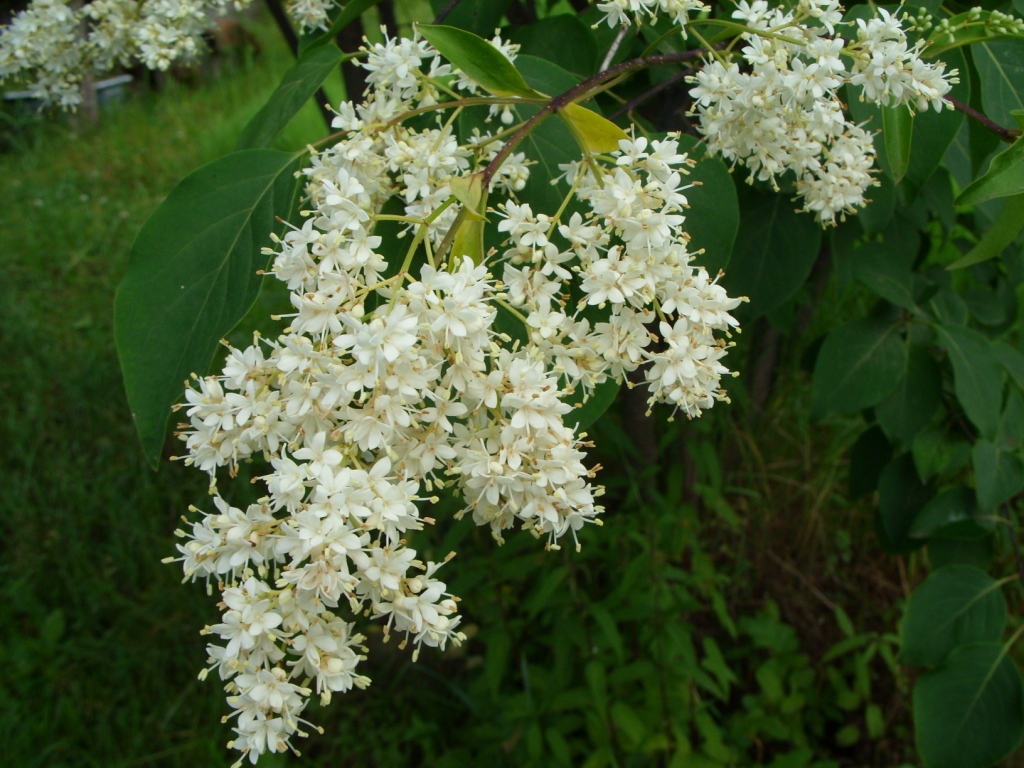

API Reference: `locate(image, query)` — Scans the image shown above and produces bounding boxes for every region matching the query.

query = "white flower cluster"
[0,0,333,107]
[684,0,957,224]
[172,30,741,765]
[597,0,710,28]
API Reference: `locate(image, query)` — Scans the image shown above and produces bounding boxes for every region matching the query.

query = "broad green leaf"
[930,536,995,570]
[115,149,302,467]
[675,135,739,275]
[560,103,628,154]
[429,0,510,37]
[925,11,1024,57]
[565,378,621,432]
[504,14,599,78]
[883,104,914,183]
[954,137,1024,205]
[936,324,1005,439]
[948,193,1024,268]
[975,39,1024,129]
[928,285,969,325]
[812,317,906,417]
[963,277,1018,330]
[993,341,1024,390]
[997,387,1024,451]
[725,187,821,316]
[298,0,383,55]
[449,172,486,220]
[901,567,1007,667]
[859,172,897,233]
[451,213,485,265]
[877,344,941,444]
[973,439,1024,511]
[913,423,973,481]
[914,642,1024,768]
[911,486,989,540]
[237,45,344,150]
[418,24,543,98]
[852,242,915,310]
[877,453,930,554]
[849,425,893,499]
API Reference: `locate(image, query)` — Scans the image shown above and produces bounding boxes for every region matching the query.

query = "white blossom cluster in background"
[0,0,338,107]
[683,0,957,224]
[172,29,741,766]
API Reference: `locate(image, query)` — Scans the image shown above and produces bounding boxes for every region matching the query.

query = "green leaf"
[911,485,989,540]
[929,536,994,570]
[849,425,893,499]
[812,317,906,417]
[877,453,931,554]
[560,103,628,154]
[725,187,821,317]
[901,566,1007,667]
[913,423,973,481]
[504,14,599,78]
[975,39,1024,129]
[914,642,1024,768]
[298,0,383,55]
[994,341,1024,390]
[449,172,486,220]
[973,440,1024,511]
[115,149,302,467]
[429,0,510,37]
[852,242,915,310]
[936,324,1005,439]
[565,379,621,432]
[860,171,897,233]
[675,135,739,275]
[877,344,942,444]
[955,137,1024,206]
[883,104,915,183]
[237,45,344,150]
[418,24,543,98]
[949,193,1024,268]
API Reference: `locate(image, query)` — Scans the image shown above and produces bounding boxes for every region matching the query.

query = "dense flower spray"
[688,0,957,224]
[170,23,742,766]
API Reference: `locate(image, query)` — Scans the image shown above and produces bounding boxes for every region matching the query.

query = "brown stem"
[479,48,713,190]
[945,95,1020,144]
[433,0,462,24]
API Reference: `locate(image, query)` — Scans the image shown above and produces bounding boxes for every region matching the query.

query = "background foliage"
[5,0,1024,766]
